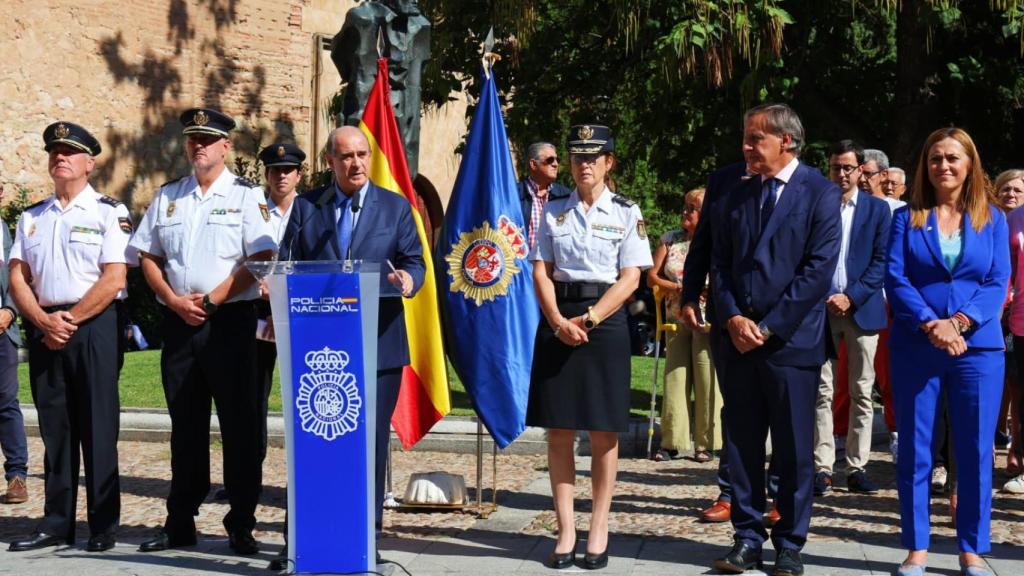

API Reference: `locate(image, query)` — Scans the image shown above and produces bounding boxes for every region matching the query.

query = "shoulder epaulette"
[160,175,187,188]
[234,177,259,188]
[24,198,48,211]
[612,194,636,208]
[98,195,124,207]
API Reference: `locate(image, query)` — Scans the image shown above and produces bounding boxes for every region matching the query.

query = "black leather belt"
[554,281,611,300]
[42,303,77,313]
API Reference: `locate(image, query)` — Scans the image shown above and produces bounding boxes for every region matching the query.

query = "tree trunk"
[890,0,935,181]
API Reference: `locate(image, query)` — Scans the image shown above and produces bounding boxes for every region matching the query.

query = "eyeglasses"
[861,169,881,178]
[540,156,559,166]
[828,164,860,176]
[571,154,602,165]
[683,205,700,214]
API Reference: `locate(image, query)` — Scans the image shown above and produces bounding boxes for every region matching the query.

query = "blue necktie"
[760,177,778,233]
[337,193,353,259]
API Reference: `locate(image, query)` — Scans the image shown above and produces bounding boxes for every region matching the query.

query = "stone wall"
[1,0,465,213]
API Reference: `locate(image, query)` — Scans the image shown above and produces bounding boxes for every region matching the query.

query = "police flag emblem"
[445,218,525,306]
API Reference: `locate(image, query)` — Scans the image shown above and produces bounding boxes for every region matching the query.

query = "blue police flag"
[437,68,540,448]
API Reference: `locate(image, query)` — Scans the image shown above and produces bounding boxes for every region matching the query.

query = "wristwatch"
[757,322,773,339]
[202,294,219,315]
[583,306,602,331]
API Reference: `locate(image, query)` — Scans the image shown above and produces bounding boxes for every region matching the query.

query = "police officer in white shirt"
[7,121,130,553]
[255,142,303,466]
[131,108,276,556]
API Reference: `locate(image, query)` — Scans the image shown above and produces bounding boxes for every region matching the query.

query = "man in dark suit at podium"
[279,125,425,543]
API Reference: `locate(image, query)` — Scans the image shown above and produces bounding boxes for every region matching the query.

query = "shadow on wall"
[85,0,292,212]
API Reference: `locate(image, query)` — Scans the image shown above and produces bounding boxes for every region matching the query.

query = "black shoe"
[773,548,804,576]
[213,487,229,500]
[583,549,608,570]
[547,549,575,569]
[229,530,260,555]
[847,470,879,494]
[268,545,288,571]
[86,532,116,552]
[9,531,63,552]
[813,471,832,496]
[712,541,763,574]
[138,529,197,552]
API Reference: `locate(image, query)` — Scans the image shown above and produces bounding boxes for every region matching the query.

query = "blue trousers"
[892,346,1002,553]
[0,336,27,480]
[719,348,817,551]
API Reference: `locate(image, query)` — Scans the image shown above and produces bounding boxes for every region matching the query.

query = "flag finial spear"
[481,27,500,79]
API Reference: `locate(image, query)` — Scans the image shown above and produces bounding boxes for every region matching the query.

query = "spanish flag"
[359,58,450,448]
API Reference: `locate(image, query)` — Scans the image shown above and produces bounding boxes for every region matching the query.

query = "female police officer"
[528,125,652,570]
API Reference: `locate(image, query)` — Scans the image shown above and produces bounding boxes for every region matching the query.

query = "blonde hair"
[994,169,1024,196]
[909,127,993,232]
[683,187,706,213]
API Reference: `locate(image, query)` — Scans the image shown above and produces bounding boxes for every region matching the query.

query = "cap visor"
[183,126,229,137]
[44,139,95,155]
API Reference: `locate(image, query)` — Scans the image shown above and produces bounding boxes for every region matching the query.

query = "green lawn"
[17,350,665,418]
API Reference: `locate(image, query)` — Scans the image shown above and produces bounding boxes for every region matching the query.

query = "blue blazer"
[682,161,747,309]
[279,182,426,370]
[711,162,841,366]
[517,179,570,232]
[837,192,891,331]
[885,205,1010,350]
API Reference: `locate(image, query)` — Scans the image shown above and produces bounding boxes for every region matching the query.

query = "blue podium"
[250,260,389,575]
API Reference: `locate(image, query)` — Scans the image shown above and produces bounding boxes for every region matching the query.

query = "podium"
[249,260,391,575]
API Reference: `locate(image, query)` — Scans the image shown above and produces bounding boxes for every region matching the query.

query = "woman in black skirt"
[527,124,653,570]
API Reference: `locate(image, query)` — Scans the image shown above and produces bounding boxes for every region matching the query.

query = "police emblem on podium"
[296,347,362,441]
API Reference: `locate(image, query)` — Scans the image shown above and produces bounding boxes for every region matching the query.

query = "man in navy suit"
[279,125,425,538]
[517,142,570,250]
[813,140,891,497]
[710,103,841,576]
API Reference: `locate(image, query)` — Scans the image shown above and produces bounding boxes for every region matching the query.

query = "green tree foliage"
[415,0,1024,240]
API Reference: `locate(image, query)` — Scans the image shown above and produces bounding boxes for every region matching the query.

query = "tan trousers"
[815,312,878,473]
[660,327,722,452]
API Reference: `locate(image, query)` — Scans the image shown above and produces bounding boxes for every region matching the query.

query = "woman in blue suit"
[886,127,1010,576]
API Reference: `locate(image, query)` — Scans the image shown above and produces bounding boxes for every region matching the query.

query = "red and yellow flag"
[359,58,450,448]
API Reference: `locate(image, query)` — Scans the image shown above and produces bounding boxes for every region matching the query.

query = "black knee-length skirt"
[525,297,631,432]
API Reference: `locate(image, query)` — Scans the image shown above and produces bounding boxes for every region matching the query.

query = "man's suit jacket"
[836,192,891,331]
[885,205,1010,350]
[279,182,426,370]
[682,161,748,313]
[517,179,570,239]
[1,224,21,347]
[711,162,841,366]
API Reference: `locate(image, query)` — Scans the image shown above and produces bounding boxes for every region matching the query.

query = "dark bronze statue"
[331,0,430,178]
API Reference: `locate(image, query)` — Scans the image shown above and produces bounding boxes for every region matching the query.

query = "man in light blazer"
[709,103,841,576]
[813,140,891,497]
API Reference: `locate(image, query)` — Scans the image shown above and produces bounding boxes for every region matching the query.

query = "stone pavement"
[1,436,1023,575]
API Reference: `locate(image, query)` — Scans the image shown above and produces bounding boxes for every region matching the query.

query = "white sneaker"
[931,466,948,494]
[1004,474,1024,494]
[889,432,899,465]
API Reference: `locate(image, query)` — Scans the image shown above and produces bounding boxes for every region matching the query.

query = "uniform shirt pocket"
[590,228,624,270]
[207,212,243,259]
[550,228,575,266]
[156,219,184,258]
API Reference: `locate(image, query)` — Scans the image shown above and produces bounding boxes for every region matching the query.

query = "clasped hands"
[826,294,852,317]
[552,315,590,347]
[726,315,765,353]
[921,318,967,356]
[679,302,711,334]
[40,310,78,350]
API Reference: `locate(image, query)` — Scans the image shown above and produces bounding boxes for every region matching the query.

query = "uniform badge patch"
[28,223,36,237]
[193,110,209,126]
[637,219,648,240]
[277,145,286,157]
[445,220,522,306]
[259,203,270,222]
[118,217,133,234]
[54,123,70,139]
[579,125,594,140]
[556,212,568,226]
[167,201,176,218]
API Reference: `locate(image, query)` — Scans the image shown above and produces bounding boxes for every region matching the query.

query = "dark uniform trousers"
[161,301,261,537]
[28,304,120,540]
[254,300,274,466]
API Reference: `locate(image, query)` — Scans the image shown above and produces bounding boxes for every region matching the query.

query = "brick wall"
[0,0,465,213]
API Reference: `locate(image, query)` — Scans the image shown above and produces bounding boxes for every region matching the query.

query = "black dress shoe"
[229,531,260,555]
[138,529,197,552]
[773,548,804,576]
[267,545,288,571]
[583,550,608,570]
[213,487,229,500]
[712,540,763,574]
[9,531,63,552]
[86,532,116,552]
[547,548,575,569]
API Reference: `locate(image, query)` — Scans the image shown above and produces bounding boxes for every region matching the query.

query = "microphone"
[281,187,334,265]
[346,191,361,261]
